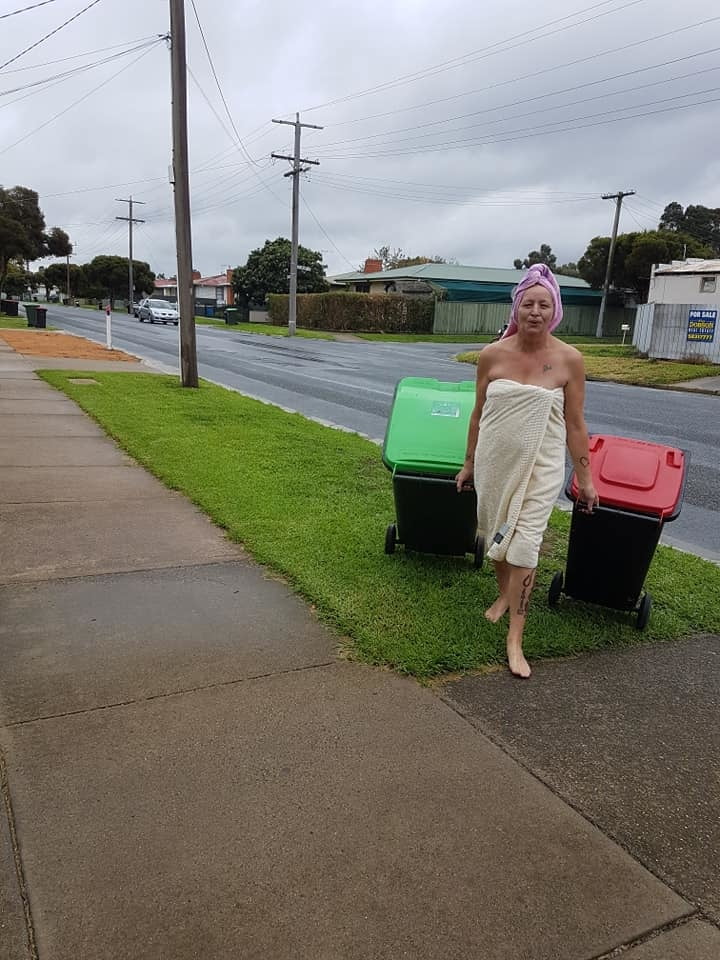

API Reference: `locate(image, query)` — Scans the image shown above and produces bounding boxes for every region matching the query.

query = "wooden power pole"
[596,190,635,338]
[116,196,145,313]
[271,113,323,336]
[169,0,198,386]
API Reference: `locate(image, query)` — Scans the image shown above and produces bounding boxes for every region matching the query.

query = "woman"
[455,264,598,678]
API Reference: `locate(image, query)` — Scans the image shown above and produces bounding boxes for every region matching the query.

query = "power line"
[1,0,61,19]
[188,0,257,167]
[0,0,105,72]
[0,40,160,156]
[0,38,162,108]
[316,59,720,150]
[0,35,161,73]
[300,193,356,271]
[299,0,646,113]
[317,17,720,130]
[313,90,720,160]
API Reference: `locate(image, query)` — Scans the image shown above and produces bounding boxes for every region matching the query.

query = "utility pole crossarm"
[271,113,324,337]
[596,189,636,338]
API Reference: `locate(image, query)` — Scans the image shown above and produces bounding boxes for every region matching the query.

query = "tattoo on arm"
[579,456,589,467]
[516,571,535,617]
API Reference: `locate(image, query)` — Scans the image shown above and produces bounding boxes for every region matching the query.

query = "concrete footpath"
[1,340,719,959]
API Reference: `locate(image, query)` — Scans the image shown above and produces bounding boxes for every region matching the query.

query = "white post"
[105,304,113,350]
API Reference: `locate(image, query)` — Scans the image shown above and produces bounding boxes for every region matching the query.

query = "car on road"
[137,299,179,325]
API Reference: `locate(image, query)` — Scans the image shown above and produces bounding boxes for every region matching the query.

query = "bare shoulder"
[553,338,584,368]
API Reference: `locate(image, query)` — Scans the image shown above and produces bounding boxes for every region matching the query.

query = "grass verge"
[456,344,719,386]
[0,315,28,329]
[39,370,720,677]
[194,316,335,340]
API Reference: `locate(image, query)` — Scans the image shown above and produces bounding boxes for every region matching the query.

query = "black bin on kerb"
[549,435,688,630]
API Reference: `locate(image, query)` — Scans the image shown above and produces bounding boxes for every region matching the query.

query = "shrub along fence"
[267,292,434,333]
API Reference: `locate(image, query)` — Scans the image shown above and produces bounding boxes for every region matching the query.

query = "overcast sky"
[2,0,719,279]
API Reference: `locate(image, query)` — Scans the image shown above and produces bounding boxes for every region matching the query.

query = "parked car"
[137,298,179,325]
[132,301,141,317]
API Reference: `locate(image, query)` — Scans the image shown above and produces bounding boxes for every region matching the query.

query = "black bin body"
[561,435,688,612]
[392,472,477,556]
[35,306,47,329]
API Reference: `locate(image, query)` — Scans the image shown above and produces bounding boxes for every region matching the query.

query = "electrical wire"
[188,0,257,168]
[315,17,720,130]
[0,35,162,73]
[1,0,61,19]
[0,38,163,110]
[313,90,720,160]
[300,193,356,270]
[299,0,647,113]
[0,0,105,72]
[315,59,720,150]
[0,40,161,156]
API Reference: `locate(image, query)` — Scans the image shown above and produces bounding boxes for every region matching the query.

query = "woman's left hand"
[577,482,599,514]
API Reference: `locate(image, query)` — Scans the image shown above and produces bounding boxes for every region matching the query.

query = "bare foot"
[506,639,531,678]
[484,597,509,623]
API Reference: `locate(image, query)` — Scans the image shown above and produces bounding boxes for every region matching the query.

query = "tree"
[2,262,31,297]
[371,245,447,270]
[43,262,69,298]
[578,230,714,298]
[513,243,557,270]
[0,185,47,294]
[658,202,720,254]
[555,262,581,278]
[83,255,155,306]
[232,237,327,305]
[46,226,72,259]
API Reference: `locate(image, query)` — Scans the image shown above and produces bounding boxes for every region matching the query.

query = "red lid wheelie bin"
[548,435,689,629]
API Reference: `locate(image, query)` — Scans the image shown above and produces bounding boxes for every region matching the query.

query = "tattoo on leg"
[516,571,535,616]
[579,456,589,467]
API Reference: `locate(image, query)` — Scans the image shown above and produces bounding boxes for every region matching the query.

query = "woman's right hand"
[455,463,474,493]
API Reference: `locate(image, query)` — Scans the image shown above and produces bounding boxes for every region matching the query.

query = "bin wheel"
[548,571,564,606]
[637,592,652,631]
[384,523,397,555]
[473,535,484,569]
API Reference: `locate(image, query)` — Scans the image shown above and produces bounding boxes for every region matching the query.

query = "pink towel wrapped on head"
[501,263,563,339]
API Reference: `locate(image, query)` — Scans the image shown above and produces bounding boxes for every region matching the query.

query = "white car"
[137,298,179,325]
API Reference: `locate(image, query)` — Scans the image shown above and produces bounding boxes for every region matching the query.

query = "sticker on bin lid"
[430,401,461,418]
[569,435,686,518]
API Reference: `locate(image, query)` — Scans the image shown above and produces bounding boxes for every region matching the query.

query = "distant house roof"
[330,263,591,287]
[329,263,599,305]
[654,258,720,275]
[155,277,176,288]
[195,274,231,287]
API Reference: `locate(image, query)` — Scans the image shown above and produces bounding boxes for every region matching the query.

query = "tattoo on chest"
[543,364,553,373]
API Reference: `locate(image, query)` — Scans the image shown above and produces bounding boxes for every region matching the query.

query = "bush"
[267,292,434,333]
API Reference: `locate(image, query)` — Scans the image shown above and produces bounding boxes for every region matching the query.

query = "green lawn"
[456,343,719,386]
[39,370,720,678]
[194,316,336,340]
[0,315,28,328]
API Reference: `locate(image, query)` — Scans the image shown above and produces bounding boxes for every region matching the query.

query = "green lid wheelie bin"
[382,377,483,567]
[24,303,38,327]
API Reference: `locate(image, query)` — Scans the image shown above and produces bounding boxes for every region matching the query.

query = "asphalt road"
[45,304,720,563]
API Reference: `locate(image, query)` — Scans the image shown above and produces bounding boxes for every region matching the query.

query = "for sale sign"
[687,309,717,343]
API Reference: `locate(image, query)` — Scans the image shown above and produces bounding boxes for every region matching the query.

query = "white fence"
[633,302,720,363]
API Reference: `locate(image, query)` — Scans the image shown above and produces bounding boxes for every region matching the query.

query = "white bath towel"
[474,379,566,569]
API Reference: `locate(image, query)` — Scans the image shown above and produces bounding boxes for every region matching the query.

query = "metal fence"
[433,301,635,337]
[634,302,720,362]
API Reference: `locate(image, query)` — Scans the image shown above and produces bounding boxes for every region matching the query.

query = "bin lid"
[569,434,687,519]
[383,378,475,476]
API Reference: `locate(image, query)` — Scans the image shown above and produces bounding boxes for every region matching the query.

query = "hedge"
[266,292,434,333]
